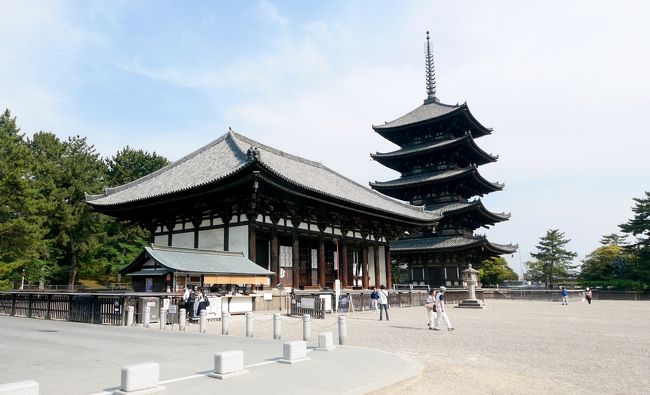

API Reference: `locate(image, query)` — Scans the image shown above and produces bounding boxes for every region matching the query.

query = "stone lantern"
[457,264,484,308]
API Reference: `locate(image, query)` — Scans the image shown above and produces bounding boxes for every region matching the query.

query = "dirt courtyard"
[194,298,649,394]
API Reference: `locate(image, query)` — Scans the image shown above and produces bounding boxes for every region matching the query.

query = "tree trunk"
[68,254,77,290]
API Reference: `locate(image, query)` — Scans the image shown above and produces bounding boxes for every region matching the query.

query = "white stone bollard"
[143,306,150,328]
[246,312,254,337]
[208,350,249,380]
[302,314,311,342]
[114,362,165,394]
[338,315,347,345]
[273,313,282,340]
[278,341,310,364]
[316,332,335,351]
[126,306,134,326]
[222,311,230,335]
[200,310,207,333]
[179,308,186,332]
[0,380,39,395]
[159,308,166,330]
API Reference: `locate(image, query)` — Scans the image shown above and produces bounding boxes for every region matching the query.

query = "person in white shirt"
[434,286,454,331]
[425,289,436,330]
[378,285,389,321]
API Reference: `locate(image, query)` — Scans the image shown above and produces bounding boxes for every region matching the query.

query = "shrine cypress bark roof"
[86,130,439,223]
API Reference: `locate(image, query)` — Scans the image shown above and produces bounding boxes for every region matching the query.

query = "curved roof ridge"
[372,135,468,158]
[372,100,462,130]
[87,132,232,200]
[231,130,325,169]
[230,131,434,215]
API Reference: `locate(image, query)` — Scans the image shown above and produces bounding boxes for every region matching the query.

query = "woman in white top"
[425,289,436,330]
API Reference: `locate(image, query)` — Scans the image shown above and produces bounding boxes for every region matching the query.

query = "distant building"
[370,32,517,288]
[87,131,438,291]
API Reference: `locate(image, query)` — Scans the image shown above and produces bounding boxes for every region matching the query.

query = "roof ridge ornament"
[247,145,260,161]
[424,31,438,104]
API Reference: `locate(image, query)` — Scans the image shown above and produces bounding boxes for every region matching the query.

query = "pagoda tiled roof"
[372,100,462,130]
[369,166,504,191]
[390,235,517,254]
[86,131,439,222]
[371,133,497,163]
[427,200,510,222]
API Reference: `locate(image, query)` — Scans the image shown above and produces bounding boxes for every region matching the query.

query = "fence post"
[160,308,166,330]
[338,315,347,345]
[67,295,73,321]
[246,312,254,337]
[360,293,365,311]
[28,293,33,318]
[273,313,282,340]
[303,314,311,342]
[179,308,186,332]
[46,294,52,320]
[222,311,229,335]
[144,306,151,328]
[11,293,17,316]
[199,310,207,333]
[127,306,134,326]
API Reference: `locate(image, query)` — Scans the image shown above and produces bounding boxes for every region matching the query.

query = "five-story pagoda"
[370,32,517,287]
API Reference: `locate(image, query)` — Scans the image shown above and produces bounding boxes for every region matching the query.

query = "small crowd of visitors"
[182,285,210,320]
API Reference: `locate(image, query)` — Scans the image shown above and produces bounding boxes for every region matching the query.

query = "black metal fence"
[482,289,650,301]
[0,292,126,325]
[289,293,326,319]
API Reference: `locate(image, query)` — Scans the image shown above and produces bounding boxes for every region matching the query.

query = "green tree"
[579,244,637,289]
[479,257,518,287]
[528,229,578,289]
[600,233,628,247]
[619,192,650,290]
[0,110,48,289]
[29,132,106,288]
[105,146,169,186]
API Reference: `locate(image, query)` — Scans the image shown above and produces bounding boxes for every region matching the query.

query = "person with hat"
[433,286,454,331]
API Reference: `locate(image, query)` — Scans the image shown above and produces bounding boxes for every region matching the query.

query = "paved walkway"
[0,315,420,395]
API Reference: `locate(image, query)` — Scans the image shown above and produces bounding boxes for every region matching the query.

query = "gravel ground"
[166,299,650,394]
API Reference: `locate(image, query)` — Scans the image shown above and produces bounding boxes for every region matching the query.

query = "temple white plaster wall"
[368,247,376,287]
[378,245,386,285]
[154,235,166,246]
[173,232,194,249]
[198,228,224,251]
[229,225,248,256]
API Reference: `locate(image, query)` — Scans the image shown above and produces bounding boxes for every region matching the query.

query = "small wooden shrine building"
[370,32,517,287]
[87,130,439,290]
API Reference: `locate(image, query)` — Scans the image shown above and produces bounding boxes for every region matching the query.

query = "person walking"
[585,288,593,305]
[433,286,454,331]
[370,287,380,313]
[378,285,389,321]
[561,287,569,305]
[425,289,436,330]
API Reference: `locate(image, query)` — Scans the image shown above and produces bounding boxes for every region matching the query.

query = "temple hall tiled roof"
[372,100,462,130]
[87,131,439,222]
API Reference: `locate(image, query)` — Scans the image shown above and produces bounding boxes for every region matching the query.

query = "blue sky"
[2,0,649,275]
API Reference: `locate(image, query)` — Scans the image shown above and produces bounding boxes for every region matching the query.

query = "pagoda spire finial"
[424,31,437,104]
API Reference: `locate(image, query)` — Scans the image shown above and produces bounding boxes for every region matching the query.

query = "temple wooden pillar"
[291,218,300,288]
[361,234,369,289]
[385,244,392,289]
[340,233,348,288]
[270,216,280,284]
[165,221,174,247]
[318,224,326,288]
[221,210,231,251]
[373,238,381,287]
[247,212,256,262]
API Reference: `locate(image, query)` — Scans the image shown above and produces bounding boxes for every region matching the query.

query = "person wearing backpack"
[186,287,196,319]
[370,287,380,313]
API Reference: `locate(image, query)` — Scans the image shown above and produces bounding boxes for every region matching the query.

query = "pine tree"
[528,229,578,289]
[0,110,47,289]
[619,192,650,290]
[479,256,518,287]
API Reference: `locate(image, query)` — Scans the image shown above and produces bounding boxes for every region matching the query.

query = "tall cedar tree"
[0,110,47,289]
[29,132,105,288]
[619,192,650,289]
[92,147,170,279]
[528,229,578,289]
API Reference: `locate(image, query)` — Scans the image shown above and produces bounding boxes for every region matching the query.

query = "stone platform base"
[457,299,484,309]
